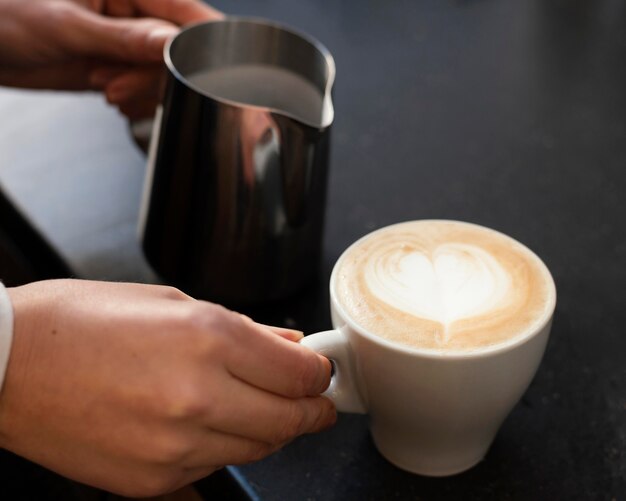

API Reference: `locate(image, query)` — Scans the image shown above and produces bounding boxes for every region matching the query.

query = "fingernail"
[252,320,304,341]
[286,330,305,341]
[275,327,304,341]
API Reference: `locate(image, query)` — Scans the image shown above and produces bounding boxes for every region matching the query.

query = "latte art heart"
[365,244,511,339]
[334,220,554,352]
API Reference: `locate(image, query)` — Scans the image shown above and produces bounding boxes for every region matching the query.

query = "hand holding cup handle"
[300,330,367,414]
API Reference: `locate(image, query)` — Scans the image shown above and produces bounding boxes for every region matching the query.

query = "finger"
[186,430,278,469]
[104,66,164,104]
[101,66,164,119]
[89,66,129,89]
[118,99,160,120]
[197,376,335,444]
[63,8,179,62]
[264,325,304,342]
[183,396,334,469]
[104,0,136,17]
[225,319,332,398]
[0,62,97,91]
[239,315,304,342]
[131,0,225,25]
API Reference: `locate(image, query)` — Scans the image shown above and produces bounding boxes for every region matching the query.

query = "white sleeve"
[0,282,14,392]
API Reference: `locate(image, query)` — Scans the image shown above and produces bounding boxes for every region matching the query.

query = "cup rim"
[329,219,557,360]
[163,16,336,129]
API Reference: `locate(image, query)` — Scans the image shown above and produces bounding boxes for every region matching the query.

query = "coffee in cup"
[333,220,554,352]
[302,220,556,476]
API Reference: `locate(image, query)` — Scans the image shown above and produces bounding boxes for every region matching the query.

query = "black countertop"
[0,0,624,499]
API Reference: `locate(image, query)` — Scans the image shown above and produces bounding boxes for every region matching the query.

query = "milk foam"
[365,243,512,342]
[334,221,555,352]
[186,65,328,126]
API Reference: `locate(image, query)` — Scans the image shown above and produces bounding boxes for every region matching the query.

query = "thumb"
[64,8,179,62]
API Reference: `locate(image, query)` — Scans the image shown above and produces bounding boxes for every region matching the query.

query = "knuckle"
[273,398,335,443]
[181,303,238,352]
[45,4,83,44]
[243,441,274,464]
[137,431,190,466]
[275,403,308,442]
[157,285,190,301]
[161,382,207,421]
[119,23,140,53]
[185,302,228,332]
[49,3,79,24]
[292,352,323,396]
[170,303,209,333]
[127,19,169,57]
[163,303,235,362]
[315,397,337,430]
[145,435,192,469]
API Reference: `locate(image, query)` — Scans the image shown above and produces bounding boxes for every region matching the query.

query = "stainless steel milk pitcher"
[139,18,335,305]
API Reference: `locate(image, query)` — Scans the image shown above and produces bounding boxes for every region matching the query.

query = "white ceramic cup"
[301,223,556,476]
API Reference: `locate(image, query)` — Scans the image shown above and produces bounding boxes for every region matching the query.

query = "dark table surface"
[0,0,624,499]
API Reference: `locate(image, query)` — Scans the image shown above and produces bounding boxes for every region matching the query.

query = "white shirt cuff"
[0,282,14,393]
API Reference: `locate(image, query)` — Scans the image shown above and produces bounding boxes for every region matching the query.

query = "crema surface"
[333,221,555,352]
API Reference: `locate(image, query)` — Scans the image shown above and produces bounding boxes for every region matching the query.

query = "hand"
[0,0,223,117]
[0,280,334,497]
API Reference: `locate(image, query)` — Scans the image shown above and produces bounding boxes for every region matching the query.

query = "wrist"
[0,282,48,450]
[0,282,13,384]
[0,282,15,448]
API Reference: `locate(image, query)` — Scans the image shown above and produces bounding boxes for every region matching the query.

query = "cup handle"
[300,330,368,414]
